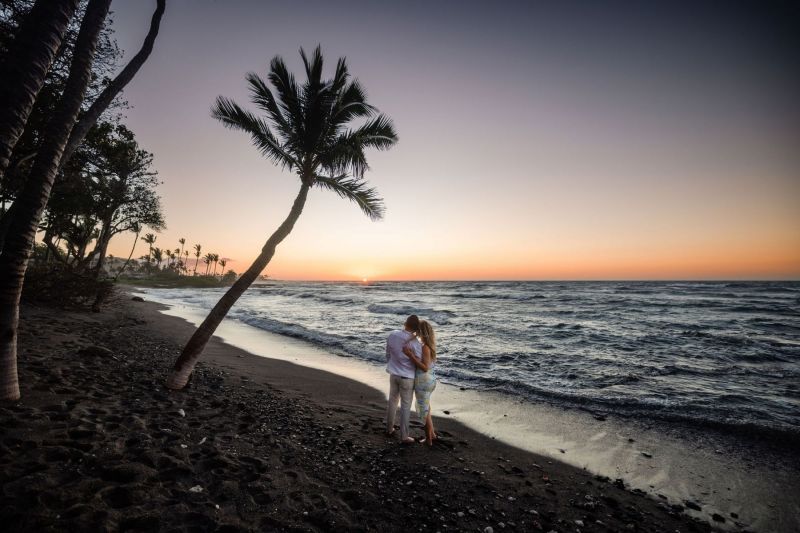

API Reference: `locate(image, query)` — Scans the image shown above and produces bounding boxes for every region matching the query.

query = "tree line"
[0,0,166,400]
[135,234,231,279]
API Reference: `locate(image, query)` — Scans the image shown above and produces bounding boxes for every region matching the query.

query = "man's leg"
[386,374,400,434]
[399,377,415,441]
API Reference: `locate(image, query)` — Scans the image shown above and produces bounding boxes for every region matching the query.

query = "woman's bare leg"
[424,412,435,445]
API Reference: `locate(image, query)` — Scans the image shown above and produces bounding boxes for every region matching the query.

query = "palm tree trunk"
[91,217,113,279]
[114,230,140,281]
[0,0,79,181]
[166,183,310,389]
[60,0,166,169]
[0,0,110,401]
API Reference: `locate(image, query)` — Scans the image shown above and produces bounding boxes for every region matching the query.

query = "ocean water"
[142,281,800,436]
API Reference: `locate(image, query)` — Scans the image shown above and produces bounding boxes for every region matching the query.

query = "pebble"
[189,485,203,493]
[484,527,493,533]
[177,408,186,417]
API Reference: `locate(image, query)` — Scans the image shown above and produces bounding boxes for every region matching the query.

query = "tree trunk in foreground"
[166,183,311,390]
[0,0,110,401]
[60,0,166,168]
[114,229,140,281]
[0,0,79,181]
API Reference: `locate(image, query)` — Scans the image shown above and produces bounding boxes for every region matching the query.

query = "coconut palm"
[184,250,190,273]
[212,253,220,276]
[193,243,201,275]
[166,46,397,389]
[203,253,213,275]
[141,233,156,264]
[178,238,186,272]
[152,247,163,269]
[219,259,227,275]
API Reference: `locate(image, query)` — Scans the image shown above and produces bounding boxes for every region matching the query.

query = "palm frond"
[246,72,293,142]
[300,45,324,86]
[314,174,385,220]
[330,80,377,130]
[319,114,398,177]
[349,114,398,150]
[211,96,297,169]
[268,56,305,139]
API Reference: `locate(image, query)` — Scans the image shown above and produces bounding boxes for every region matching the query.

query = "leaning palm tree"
[219,259,227,275]
[166,46,397,389]
[193,243,201,275]
[203,253,213,275]
[0,0,79,181]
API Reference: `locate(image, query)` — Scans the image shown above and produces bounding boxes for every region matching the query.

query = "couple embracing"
[385,314,438,446]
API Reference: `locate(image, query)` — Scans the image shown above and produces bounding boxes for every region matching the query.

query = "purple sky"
[106,0,799,279]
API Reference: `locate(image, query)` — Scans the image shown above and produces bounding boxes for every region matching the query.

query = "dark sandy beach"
[1,292,739,532]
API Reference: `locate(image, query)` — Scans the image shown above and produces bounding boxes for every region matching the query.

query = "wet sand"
[0,290,790,531]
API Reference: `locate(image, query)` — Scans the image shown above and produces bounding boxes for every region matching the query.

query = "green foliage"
[22,262,114,309]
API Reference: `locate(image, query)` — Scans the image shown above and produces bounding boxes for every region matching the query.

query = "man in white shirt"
[385,314,422,443]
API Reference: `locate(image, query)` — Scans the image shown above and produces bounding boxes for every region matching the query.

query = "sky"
[106,0,800,280]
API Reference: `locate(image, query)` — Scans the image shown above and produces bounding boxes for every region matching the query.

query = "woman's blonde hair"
[418,320,436,359]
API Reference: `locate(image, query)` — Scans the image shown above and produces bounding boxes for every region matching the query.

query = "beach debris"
[641,451,652,458]
[189,485,203,493]
[199,437,207,445]
[558,448,566,454]
[178,408,186,417]
[131,296,145,302]
[712,513,726,523]
[627,438,635,442]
